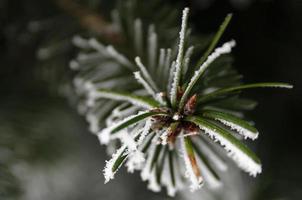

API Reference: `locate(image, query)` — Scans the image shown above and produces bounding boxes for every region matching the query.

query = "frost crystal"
[170,8,189,105]
[199,126,262,177]
[119,131,137,151]
[103,145,127,183]
[180,136,203,191]
[189,40,236,87]
[216,118,259,140]
[181,40,236,108]
[126,150,145,173]
[135,57,158,91]
[137,119,152,146]
[160,130,169,145]
[134,71,157,98]
[97,127,111,145]
[97,111,149,144]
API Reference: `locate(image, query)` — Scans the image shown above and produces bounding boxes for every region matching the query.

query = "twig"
[55,0,121,43]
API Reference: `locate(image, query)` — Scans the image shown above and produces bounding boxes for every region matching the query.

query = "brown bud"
[183,94,197,115]
[183,121,199,133]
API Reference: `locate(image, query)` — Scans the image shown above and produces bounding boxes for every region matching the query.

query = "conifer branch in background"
[55,0,120,42]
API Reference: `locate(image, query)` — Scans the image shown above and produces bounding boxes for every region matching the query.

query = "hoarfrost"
[180,136,203,191]
[199,126,262,177]
[216,118,258,140]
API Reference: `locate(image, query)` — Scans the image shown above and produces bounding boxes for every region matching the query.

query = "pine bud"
[183,94,197,115]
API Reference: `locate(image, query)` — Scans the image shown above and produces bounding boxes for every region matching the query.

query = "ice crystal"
[216,118,259,140]
[180,136,204,191]
[103,145,127,183]
[199,126,262,177]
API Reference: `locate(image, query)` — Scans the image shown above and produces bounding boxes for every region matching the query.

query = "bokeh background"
[0,0,301,199]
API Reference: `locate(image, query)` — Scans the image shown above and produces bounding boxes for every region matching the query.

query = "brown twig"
[55,0,121,43]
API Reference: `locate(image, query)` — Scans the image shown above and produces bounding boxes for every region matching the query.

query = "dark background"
[0,0,301,199]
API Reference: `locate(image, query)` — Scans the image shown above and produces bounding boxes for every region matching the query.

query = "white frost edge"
[137,119,153,146]
[135,56,159,91]
[170,8,189,105]
[199,126,262,177]
[180,135,203,191]
[216,118,259,140]
[97,111,149,145]
[126,150,145,173]
[167,61,176,94]
[104,124,146,181]
[118,131,137,151]
[125,124,146,173]
[134,71,157,99]
[160,130,169,146]
[184,40,236,100]
[103,144,127,183]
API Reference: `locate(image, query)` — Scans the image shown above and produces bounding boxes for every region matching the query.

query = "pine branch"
[70,2,293,196]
